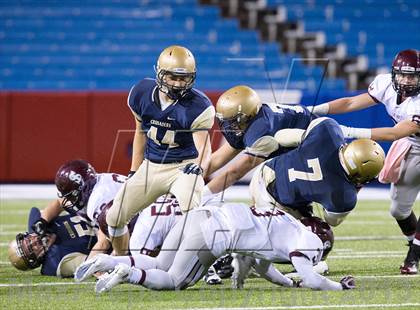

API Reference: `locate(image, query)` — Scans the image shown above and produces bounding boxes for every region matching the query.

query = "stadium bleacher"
[1,0,418,91]
[0,0,348,92]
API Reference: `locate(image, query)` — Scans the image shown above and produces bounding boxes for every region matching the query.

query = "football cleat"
[203,266,222,285]
[400,242,419,275]
[400,261,418,275]
[74,254,116,282]
[95,263,131,294]
[213,254,234,279]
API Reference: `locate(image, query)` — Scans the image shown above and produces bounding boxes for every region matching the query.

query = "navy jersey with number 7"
[266,118,358,214]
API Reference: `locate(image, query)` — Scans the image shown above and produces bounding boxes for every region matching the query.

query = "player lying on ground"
[8,196,183,277]
[308,49,420,274]
[74,203,355,292]
[30,159,126,259]
[8,207,96,277]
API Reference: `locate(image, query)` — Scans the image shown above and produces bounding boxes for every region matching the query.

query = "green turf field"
[1,199,419,309]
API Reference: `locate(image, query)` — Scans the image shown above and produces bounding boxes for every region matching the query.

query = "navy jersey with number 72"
[266,118,358,214]
[28,208,97,276]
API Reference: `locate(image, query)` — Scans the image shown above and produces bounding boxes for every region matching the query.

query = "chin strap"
[396,93,402,105]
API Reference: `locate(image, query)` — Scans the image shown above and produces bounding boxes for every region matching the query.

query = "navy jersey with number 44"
[128,78,214,163]
[28,208,97,276]
[266,118,358,214]
[223,103,315,159]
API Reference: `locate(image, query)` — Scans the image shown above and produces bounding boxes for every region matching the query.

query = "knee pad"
[106,204,124,228]
[389,201,413,220]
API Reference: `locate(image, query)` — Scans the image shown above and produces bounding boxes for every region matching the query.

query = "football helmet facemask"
[155,45,196,100]
[216,85,262,137]
[391,49,420,97]
[339,139,385,186]
[55,159,97,214]
[300,216,334,260]
[8,232,56,271]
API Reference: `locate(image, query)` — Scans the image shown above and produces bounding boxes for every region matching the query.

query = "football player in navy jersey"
[106,45,215,255]
[251,117,385,226]
[199,85,316,283]
[8,207,97,277]
[202,85,315,202]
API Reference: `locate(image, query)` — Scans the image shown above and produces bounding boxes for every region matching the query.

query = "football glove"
[340,275,355,290]
[31,218,49,236]
[127,170,136,178]
[292,279,303,288]
[182,163,203,176]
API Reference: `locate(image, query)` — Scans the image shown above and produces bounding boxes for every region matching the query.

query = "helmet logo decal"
[68,171,83,185]
[400,66,415,72]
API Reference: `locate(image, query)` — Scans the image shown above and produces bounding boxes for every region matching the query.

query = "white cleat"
[74,254,116,282]
[95,263,131,294]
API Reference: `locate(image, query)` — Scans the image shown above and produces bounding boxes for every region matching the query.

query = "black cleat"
[400,242,419,275]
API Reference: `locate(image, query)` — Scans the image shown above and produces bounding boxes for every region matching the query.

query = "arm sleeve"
[291,256,342,291]
[274,129,305,147]
[323,209,351,227]
[190,106,215,130]
[245,136,279,158]
[367,75,386,104]
[254,259,294,287]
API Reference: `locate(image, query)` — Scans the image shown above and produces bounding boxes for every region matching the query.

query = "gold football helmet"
[155,45,196,100]
[339,138,385,185]
[8,239,30,271]
[8,232,56,271]
[216,85,262,136]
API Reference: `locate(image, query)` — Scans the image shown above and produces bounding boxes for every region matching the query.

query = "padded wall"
[0,91,223,182]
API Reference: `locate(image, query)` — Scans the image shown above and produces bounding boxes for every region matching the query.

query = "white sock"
[128,267,145,284]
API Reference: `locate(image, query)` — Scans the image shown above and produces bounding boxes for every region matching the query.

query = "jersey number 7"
[288,158,323,182]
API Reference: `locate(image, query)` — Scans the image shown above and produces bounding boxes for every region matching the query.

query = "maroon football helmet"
[55,159,97,214]
[391,49,420,97]
[300,216,334,260]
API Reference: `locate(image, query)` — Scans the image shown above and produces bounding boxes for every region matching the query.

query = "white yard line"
[0,282,92,287]
[190,304,420,310]
[336,236,403,241]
